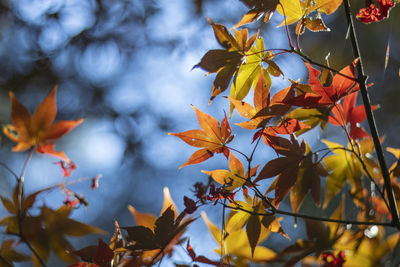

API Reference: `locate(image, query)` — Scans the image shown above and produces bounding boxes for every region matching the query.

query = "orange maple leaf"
[168,105,233,169]
[3,86,83,163]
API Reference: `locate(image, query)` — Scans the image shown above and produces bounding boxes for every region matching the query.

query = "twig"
[274,208,392,226]
[0,254,13,267]
[294,50,359,82]
[342,0,400,229]
[15,149,48,266]
[0,161,19,181]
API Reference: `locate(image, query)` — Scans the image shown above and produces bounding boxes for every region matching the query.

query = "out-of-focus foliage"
[1,0,400,266]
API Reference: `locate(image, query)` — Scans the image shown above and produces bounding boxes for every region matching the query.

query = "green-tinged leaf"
[265,59,283,77]
[286,107,330,135]
[246,214,261,257]
[203,211,275,263]
[276,0,305,26]
[229,36,266,115]
[322,140,362,207]
[226,210,251,233]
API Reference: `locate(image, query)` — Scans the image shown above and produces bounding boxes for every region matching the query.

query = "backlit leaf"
[169,106,233,168]
[314,0,343,15]
[284,60,360,108]
[3,86,83,163]
[322,140,363,206]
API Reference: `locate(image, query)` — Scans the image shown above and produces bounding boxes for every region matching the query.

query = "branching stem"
[342,0,400,229]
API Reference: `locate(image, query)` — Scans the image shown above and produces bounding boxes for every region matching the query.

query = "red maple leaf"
[284,60,360,108]
[328,92,378,140]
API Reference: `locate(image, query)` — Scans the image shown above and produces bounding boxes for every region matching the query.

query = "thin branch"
[350,146,390,212]
[342,0,400,229]
[7,232,47,267]
[294,50,359,82]
[0,254,13,267]
[0,161,19,181]
[220,190,392,227]
[20,235,47,266]
[14,149,47,267]
[274,208,392,227]
[221,202,274,216]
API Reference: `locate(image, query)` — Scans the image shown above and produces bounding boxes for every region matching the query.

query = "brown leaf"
[246,214,261,257]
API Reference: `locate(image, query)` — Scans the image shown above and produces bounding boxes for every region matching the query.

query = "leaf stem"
[342,0,400,229]
[278,3,294,49]
[15,149,48,267]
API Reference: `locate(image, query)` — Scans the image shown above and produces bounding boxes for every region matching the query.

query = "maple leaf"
[194,18,261,102]
[296,16,330,36]
[234,0,279,28]
[3,86,83,163]
[228,37,267,115]
[255,135,325,210]
[168,105,233,168]
[236,0,342,29]
[329,91,379,140]
[201,152,259,190]
[0,239,30,264]
[285,107,330,136]
[226,194,288,256]
[334,227,400,266]
[201,211,276,264]
[254,135,304,207]
[69,239,114,267]
[1,205,106,266]
[284,60,361,108]
[322,140,363,207]
[229,68,308,144]
[126,187,194,265]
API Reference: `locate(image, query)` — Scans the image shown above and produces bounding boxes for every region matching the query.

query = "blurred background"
[0,0,399,265]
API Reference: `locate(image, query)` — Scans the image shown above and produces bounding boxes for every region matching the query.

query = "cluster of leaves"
[167,0,400,266]
[69,188,196,267]
[0,90,196,266]
[1,0,400,267]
